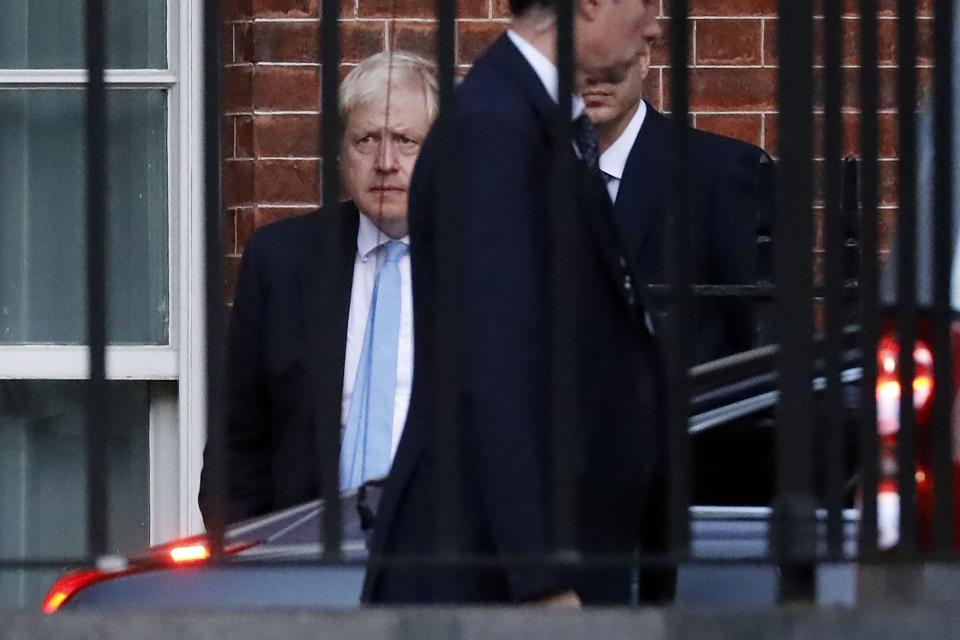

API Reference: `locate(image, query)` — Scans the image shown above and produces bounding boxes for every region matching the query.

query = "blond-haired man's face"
[341,86,431,239]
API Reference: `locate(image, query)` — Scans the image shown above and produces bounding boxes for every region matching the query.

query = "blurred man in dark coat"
[365,0,664,607]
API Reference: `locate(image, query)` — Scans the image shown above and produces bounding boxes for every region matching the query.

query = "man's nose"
[375,138,399,172]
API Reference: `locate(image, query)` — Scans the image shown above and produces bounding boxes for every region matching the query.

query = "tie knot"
[572,114,600,171]
[382,240,408,264]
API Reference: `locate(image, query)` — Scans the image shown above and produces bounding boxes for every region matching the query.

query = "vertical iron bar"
[320,0,343,561]
[822,0,846,559]
[84,0,109,560]
[666,0,692,558]
[896,0,919,555]
[858,0,881,558]
[931,0,955,554]
[549,0,578,558]
[774,0,817,602]
[433,0,461,563]
[202,0,226,559]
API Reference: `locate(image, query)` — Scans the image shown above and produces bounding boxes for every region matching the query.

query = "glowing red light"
[169,543,211,563]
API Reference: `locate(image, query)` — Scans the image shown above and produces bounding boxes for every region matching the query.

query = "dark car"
[41,365,863,613]
[52,70,960,611]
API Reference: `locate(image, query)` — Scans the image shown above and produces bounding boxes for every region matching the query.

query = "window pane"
[0,0,166,69]
[0,380,150,609]
[0,89,169,345]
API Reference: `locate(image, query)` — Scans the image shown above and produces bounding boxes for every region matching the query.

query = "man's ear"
[576,0,603,22]
[637,52,651,81]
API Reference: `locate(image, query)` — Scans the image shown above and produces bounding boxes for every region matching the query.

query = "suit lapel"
[301,202,359,496]
[489,35,642,314]
[614,104,669,261]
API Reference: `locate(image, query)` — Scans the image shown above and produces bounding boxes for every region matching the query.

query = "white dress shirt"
[341,214,413,459]
[599,100,647,202]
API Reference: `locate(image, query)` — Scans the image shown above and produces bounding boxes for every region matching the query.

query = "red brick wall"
[221,0,934,303]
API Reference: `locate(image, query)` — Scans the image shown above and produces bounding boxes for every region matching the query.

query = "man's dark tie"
[572,113,600,171]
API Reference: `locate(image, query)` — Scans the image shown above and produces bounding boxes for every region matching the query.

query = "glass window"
[0,380,150,609]
[0,0,167,69]
[0,89,169,345]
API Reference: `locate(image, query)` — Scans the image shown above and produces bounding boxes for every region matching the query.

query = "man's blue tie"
[340,240,408,489]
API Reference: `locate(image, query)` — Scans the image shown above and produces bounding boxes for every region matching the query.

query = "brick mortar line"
[650,64,935,69]
[255,202,323,207]
[252,62,322,66]
[245,17,504,24]
[230,109,904,116]
[760,17,767,67]
[678,15,930,20]
[238,153,903,161]
[255,157,323,161]
[231,15,930,24]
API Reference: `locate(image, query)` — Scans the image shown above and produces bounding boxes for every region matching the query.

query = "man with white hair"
[199,51,437,526]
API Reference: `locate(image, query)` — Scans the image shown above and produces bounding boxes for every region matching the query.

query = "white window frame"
[0,0,208,544]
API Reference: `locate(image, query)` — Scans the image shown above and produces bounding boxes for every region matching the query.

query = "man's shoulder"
[689,126,767,166]
[454,38,545,132]
[457,69,537,128]
[244,202,357,261]
[641,105,766,163]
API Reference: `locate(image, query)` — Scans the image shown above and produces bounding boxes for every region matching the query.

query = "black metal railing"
[84,0,109,564]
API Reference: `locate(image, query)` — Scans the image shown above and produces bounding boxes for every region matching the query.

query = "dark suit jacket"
[616,105,767,364]
[363,34,663,605]
[610,106,767,603]
[198,203,360,527]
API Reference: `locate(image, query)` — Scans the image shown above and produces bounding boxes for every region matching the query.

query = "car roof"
[223,489,368,561]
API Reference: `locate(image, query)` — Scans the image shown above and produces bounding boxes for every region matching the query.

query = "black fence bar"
[895,0,919,554]
[666,0,692,557]
[548,0,579,555]
[821,0,846,559]
[320,0,343,560]
[432,0,462,556]
[931,0,956,554]
[773,0,817,602]
[858,0,881,558]
[202,0,227,558]
[842,158,861,294]
[84,0,108,561]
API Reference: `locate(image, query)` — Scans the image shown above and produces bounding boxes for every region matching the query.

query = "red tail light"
[40,569,121,614]
[168,543,211,564]
[41,539,258,613]
[876,335,934,436]
[874,333,937,550]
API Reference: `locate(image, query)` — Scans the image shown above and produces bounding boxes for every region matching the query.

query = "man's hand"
[530,590,582,608]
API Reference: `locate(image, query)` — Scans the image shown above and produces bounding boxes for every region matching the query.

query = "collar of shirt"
[507,29,585,120]
[357,213,410,262]
[599,99,647,182]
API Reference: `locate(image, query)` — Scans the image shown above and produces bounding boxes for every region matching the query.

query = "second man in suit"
[581,19,769,603]
[583,23,767,363]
